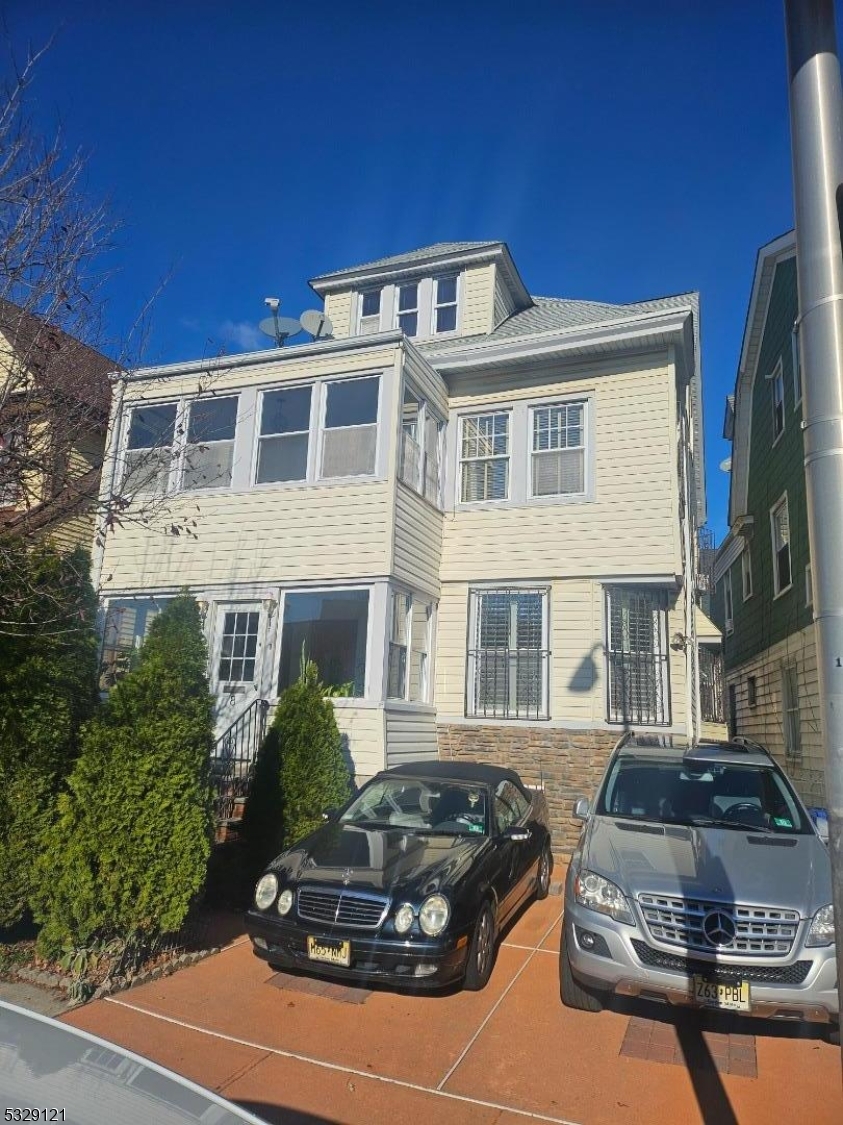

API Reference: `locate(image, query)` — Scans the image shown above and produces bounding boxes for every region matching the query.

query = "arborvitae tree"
[35,594,215,956]
[240,724,284,874]
[0,542,99,928]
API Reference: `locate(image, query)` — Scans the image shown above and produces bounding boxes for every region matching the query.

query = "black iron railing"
[699,647,725,724]
[467,648,550,720]
[607,652,670,725]
[210,697,270,822]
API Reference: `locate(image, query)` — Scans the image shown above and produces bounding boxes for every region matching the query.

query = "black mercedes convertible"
[245,761,553,991]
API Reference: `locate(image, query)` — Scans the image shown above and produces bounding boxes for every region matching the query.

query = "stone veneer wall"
[437,723,619,854]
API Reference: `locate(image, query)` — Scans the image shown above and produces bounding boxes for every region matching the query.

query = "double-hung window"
[387,592,433,702]
[467,588,548,719]
[399,384,444,506]
[460,412,510,503]
[397,284,418,337]
[530,401,586,497]
[387,592,410,699]
[321,376,379,478]
[359,290,382,335]
[605,586,670,725]
[771,359,785,440]
[123,403,177,498]
[782,663,801,761]
[183,396,238,490]
[771,494,792,595]
[256,385,311,483]
[433,276,458,333]
[400,388,422,488]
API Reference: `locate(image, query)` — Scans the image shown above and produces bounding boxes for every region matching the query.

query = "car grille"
[637,893,799,956]
[630,940,812,984]
[296,886,389,930]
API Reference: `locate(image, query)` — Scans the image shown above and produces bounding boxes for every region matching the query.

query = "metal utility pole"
[785,0,843,1063]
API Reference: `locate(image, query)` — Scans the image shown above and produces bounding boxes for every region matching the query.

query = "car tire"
[463,902,496,991]
[535,842,553,900]
[559,930,604,1012]
[826,1023,840,1046]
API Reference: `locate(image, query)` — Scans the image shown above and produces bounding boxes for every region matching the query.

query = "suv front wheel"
[559,930,605,1012]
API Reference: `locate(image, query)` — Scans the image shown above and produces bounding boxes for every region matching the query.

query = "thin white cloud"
[219,319,264,352]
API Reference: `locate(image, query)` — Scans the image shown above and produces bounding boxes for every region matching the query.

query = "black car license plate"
[306,936,351,967]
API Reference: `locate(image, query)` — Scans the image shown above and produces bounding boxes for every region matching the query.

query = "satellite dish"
[259,315,302,346]
[300,310,333,340]
[719,457,732,473]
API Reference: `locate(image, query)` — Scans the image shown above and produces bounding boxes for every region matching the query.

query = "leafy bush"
[35,594,215,957]
[0,543,99,928]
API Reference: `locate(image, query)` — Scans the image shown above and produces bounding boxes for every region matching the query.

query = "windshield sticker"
[773,816,793,827]
[469,822,484,833]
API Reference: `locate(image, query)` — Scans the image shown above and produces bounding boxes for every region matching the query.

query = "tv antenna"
[300,309,334,341]
[259,298,302,347]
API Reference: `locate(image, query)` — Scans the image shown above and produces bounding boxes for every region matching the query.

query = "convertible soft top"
[383,760,524,787]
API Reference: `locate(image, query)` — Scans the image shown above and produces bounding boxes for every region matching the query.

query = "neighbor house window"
[279,589,369,696]
[605,586,670,726]
[182,396,238,490]
[782,663,801,761]
[747,675,757,707]
[460,412,510,503]
[409,600,432,703]
[792,324,802,406]
[359,289,381,335]
[123,403,177,498]
[321,376,379,478]
[771,359,785,440]
[741,546,753,601]
[397,284,418,337]
[433,275,458,333]
[0,426,24,505]
[771,494,792,595]
[467,588,549,720]
[256,385,311,483]
[100,598,168,689]
[217,610,259,684]
[724,568,734,634]
[530,401,586,497]
[387,592,410,699]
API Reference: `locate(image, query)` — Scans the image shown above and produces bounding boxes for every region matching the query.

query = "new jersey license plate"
[306,936,351,967]
[692,976,750,1011]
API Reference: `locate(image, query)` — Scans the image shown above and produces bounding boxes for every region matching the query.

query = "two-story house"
[713,231,823,807]
[94,241,708,850]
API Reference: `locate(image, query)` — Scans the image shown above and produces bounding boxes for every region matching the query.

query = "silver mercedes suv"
[562,734,838,1034]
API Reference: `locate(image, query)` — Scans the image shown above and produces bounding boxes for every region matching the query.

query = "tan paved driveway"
[61,894,842,1125]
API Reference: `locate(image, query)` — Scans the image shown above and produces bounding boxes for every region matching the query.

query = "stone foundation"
[437,723,619,854]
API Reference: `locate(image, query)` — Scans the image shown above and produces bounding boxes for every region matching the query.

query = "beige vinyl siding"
[403,345,449,419]
[725,624,824,805]
[393,483,443,597]
[49,510,96,553]
[385,707,438,766]
[324,290,353,339]
[333,704,386,782]
[492,266,517,329]
[460,264,495,336]
[442,359,676,580]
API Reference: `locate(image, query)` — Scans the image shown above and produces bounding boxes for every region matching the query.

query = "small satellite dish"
[719,457,732,473]
[259,315,302,346]
[300,310,333,340]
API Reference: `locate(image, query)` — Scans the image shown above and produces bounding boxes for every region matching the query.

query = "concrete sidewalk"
[61,896,843,1125]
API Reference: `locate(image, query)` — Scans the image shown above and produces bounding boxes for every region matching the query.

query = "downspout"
[90,371,126,597]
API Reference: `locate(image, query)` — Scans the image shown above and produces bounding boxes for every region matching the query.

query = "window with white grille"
[256,385,311,483]
[218,610,260,684]
[530,401,586,497]
[460,413,510,503]
[770,494,792,595]
[433,275,458,334]
[605,586,670,725]
[183,396,238,490]
[467,588,548,719]
[359,290,381,335]
[123,403,177,498]
[321,377,379,478]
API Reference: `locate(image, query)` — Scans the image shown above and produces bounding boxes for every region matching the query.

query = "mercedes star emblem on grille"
[703,909,736,947]
[341,868,353,886]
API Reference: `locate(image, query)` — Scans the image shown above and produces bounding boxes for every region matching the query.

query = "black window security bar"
[605,586,671,726]
[467,648,550,720]
[211,697,269,822]
[699,646,725,724]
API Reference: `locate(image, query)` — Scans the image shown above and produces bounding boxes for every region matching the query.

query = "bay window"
[321,376,379,478]
[279,590,369,696]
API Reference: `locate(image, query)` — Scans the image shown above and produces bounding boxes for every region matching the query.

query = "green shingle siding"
[723,256,812,672]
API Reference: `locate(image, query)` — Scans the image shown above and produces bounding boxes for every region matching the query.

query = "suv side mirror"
[573,797,591,821]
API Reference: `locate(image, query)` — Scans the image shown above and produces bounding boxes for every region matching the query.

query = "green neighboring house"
[713,231,822,804]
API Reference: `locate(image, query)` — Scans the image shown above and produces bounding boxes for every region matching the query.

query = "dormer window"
[397,283,418,337]
[433,275,458,333]
[359,290,381,335]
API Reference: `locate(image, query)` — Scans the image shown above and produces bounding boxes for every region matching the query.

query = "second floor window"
[771,359,785,440]
[397,284,418,337]
[183,396,238,490]
[741,546,753,600]
[460,412,510,502]
[359,290,381,335]
[257,386,311,483]
[531,401,586,497]
[124,403,177,498]
[321,376,379,478]
[771,494,792,595]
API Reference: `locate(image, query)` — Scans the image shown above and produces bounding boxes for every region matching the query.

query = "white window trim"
[253,381,314,487]
[741,545,753,601]
[211,601,264,692]
[466,585,550,721]
[318,374,382,482]
[527,398,589,500]
[431,273,460,336]
[770,357,785,444]
[180,395,240,493]
[120,400,181,499]
[792,324,802,408]
[399,381,445,509]
[770,491,793,599]
[358,288,383,335]
[395,282,420,338]
[458,409,511,505]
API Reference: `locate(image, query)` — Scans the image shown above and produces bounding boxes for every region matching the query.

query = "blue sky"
[6,1,814,541]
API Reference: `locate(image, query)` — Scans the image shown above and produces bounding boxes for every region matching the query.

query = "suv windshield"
[596,757,810,835]
[340,778,489,836]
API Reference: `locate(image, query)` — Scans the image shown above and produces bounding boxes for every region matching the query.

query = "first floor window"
[321,377,379,478]
[100,598,168,688]
[217,609,260,684]
[123,403,177,498]
[359,289,381,335]
[460,412,510,502]
[409,599,432,702]
[605,586,670,725]
[782,663,801,760]
[279,589,369,696]
[387,592,410,698]
[467,588,548,719]
[531,401,586,497]
[257,385,312,483]
[183,395,238,490]
[771,494,792,594]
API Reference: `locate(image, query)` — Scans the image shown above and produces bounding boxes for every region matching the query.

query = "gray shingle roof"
[311,242,501,282]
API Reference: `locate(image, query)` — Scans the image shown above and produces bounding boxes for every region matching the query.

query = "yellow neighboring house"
[0,299,113,552]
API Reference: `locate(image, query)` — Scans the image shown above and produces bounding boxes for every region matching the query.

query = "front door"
[211,602,267,735]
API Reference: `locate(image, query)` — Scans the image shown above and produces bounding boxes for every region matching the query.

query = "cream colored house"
[94,242,710,849]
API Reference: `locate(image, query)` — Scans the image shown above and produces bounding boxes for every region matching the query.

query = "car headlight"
[254,873,278,911]
[277,888,294,916]
[394,904,415,935]
[419,894,450,936]
[806,903,834,947]
[574,870,635,925]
